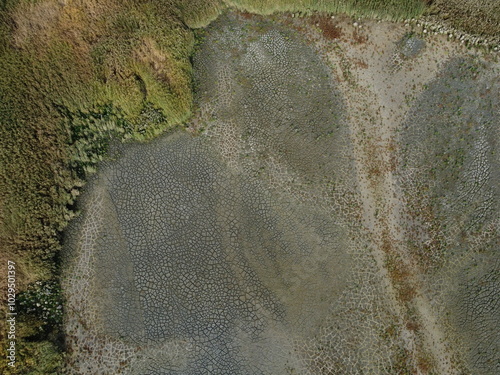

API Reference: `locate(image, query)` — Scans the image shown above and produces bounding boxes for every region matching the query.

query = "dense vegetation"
[0,1,210,372]
[430,0,500,37]
[0,0,497,373]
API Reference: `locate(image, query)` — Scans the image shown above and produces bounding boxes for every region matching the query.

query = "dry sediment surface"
[63,12,499,374]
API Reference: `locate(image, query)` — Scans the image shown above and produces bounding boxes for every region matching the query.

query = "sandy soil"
[297,15,478,374]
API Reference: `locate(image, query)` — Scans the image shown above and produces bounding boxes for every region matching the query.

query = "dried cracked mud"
[62,12,499,375]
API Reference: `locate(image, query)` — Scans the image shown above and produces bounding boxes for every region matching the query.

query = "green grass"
[431,0,500,36]
[225,0,426,20]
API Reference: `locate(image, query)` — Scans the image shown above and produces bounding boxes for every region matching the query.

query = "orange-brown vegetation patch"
[320,20,343,40]
[406,319,421,332]
[352,29,368,45]
[392,267,418,303]
[382,229,418,304]
[240,11,254,20]
[309,15,343,40]
[417,353,434,373]
[354,58,368,69]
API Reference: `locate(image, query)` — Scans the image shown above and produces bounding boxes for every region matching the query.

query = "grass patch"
[431,0,500,36]
[224,0,426,20]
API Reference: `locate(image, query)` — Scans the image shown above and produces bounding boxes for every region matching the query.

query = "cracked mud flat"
[62,12,499,374]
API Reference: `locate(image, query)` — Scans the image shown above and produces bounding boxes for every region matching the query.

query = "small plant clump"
[18,280,64,331]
